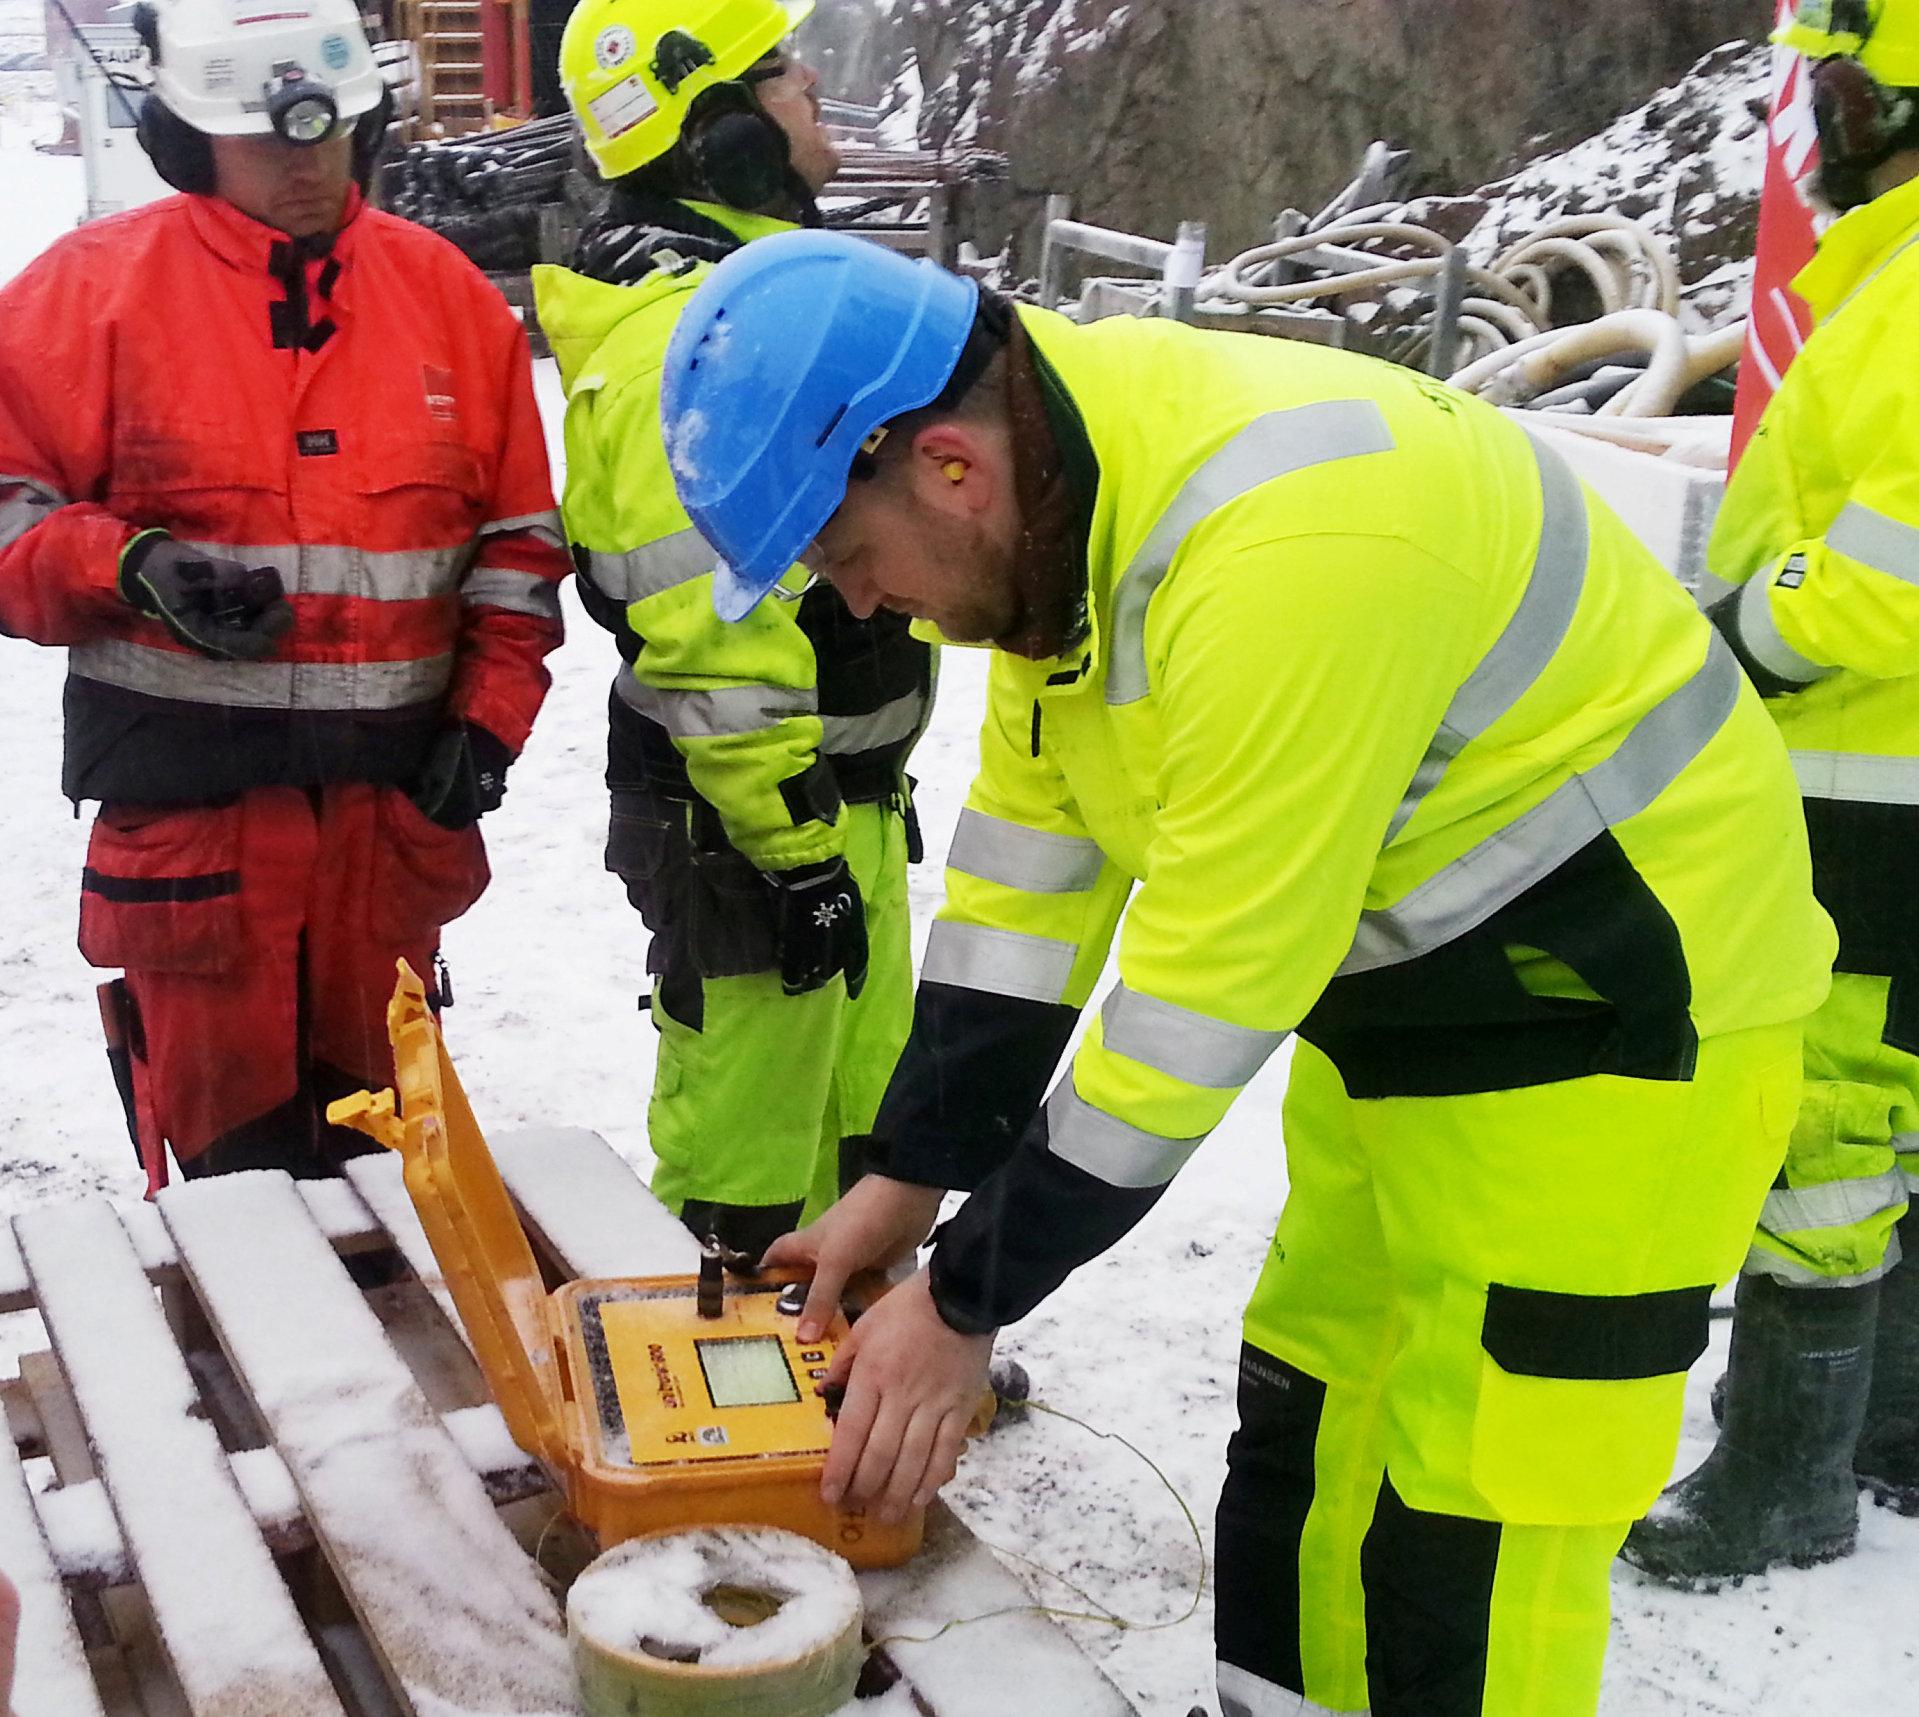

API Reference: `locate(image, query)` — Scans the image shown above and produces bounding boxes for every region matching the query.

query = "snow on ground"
[0,139,1914,1716]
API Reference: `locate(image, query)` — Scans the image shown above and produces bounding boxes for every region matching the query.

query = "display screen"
[696,1336,801,1409]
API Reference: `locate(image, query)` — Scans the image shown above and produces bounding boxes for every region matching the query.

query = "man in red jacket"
[0,0,567,1188]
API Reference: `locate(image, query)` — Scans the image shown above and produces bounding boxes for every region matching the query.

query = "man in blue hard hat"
[657,229,1833,1715]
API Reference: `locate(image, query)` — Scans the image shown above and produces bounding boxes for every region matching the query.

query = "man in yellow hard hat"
[532,3,934,1258]
[1624,0,1919,1584]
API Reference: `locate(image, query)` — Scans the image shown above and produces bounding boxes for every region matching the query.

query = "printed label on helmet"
[587,73,658,141]
[594,25,636,71]
[202,54,237,91]
[320,33,351,72]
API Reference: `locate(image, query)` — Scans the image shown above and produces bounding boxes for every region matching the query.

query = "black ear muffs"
[1810,55,1917,209]
[136,95,217,193]
[351,86,396,191]
[682,80,792,212]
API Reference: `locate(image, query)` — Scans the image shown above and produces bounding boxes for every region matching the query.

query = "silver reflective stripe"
[1101,985,1288,1090]
[614,672,814,737]
[1386,432,1590,842]
[479,508,565,549]
[1760,1167,1909,1237]
[1341,638,1740,976]
[0,474,67,549]
[1219,1662,1364,1717]
[175,540,466,601]
[947,808,1106,894]
[68,641,452,709]
[1043,1080,1205,1189]
[1733,566,1833,687]
[921,919,1077,1004]
[1792,749,1919,805]
[462,565,564,621]
[821,688,927,755]
[1828,499,1919,587]
[582,528,716,604]
[1106,400,1397,707]
[1743,1245,1899,1289]
[1894,1132,1919,1193]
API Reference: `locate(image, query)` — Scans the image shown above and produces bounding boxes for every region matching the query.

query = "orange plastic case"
[331,963,925,1568]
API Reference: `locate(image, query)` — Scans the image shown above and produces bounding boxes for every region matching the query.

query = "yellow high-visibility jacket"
[534,205,933,870]
[871,308,1836,1330]
[1709,172,1919,981]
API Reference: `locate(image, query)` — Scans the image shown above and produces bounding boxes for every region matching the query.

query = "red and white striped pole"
[1731,2,1822,468]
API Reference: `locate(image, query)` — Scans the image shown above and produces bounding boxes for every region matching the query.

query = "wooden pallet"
[0,1130,1138,1716]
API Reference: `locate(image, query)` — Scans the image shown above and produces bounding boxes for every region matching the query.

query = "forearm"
[0,489,139,644]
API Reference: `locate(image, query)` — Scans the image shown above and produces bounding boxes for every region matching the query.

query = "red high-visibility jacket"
[0,188,568,803]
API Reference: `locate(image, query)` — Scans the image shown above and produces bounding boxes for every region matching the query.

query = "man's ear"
[906,423,1000,519]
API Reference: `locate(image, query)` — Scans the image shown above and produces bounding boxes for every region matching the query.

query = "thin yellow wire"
[869,1396,1208,1649]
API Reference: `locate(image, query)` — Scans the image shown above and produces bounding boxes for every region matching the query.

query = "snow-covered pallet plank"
[0,1177,388,1314]
[29,1403,544,1593]
[18,1349,192,1717]
[343,1155,468,1343]
[489,1130,1140,1717]
[862,1503,1137,1716]
[15,1198,346,1716]
[0,1403,106,1717]
[493,1126,703,1276]
[158,1172,581,1717]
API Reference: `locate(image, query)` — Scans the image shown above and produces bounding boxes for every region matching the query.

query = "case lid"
[337,963,569,1474]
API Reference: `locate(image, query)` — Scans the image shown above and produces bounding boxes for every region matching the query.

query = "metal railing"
[1036,195,1208,323]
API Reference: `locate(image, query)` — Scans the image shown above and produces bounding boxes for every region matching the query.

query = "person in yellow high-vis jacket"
[654,232,1836,1715]
[532,0,933,1257]
[1623,0,1919,1586]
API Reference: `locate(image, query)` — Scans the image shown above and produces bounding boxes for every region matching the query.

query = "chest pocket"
[1041,688,1157,879]
[353,436,487,555]
[107,430,281,544]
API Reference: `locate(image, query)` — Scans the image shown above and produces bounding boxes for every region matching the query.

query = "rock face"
[891,0,1765,260]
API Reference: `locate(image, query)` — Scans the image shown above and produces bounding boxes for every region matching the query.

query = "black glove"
[763,857,868,999]
[408,723,514,830]
[117,530,293,662]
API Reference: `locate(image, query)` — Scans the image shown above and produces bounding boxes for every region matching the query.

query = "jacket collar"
[1794,170,1919,322]
[182,183,363,277]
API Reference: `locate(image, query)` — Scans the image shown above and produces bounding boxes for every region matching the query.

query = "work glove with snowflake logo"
[762,856,868,999]
[407,723,514,830]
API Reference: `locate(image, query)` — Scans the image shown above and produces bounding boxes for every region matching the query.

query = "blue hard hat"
[661,230,982,620]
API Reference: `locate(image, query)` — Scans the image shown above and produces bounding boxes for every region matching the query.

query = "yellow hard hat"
[561,0,814,180]
[1776,0,1919,86]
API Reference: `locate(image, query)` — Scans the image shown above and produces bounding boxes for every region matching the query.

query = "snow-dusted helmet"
[1778,0,1919,207]
[132,0,392,195]
[561,0,813,206]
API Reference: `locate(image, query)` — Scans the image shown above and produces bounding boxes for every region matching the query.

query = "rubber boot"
[1857,1210,1919,1514]
[1620,1273,1878,1587]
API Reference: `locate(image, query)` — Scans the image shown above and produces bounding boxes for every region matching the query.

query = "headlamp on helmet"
[265,62,340,145]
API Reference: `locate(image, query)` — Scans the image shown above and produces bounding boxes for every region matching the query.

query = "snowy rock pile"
[1437,42,1773,331]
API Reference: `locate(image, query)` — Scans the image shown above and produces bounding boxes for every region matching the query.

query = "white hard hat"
[136,0,385,140]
